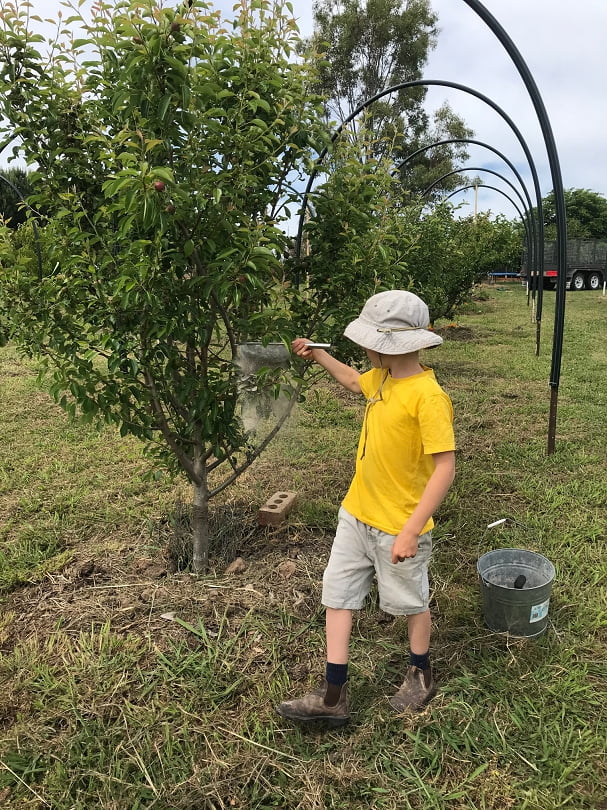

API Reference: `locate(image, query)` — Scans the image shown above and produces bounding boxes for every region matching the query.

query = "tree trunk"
[191,458,210,574]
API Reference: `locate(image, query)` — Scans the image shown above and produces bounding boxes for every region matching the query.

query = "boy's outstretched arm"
[291,338,362,393]
[391,450,456,563]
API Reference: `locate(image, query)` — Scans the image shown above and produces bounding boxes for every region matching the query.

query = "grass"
[0,284,606,809]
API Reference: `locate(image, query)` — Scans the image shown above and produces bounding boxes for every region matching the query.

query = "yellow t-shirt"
[341,365,455,535]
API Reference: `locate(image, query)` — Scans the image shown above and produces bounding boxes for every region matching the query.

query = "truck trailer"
[522,238,607,291]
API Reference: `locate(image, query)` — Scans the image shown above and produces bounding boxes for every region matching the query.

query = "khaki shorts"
[321,507,432,616]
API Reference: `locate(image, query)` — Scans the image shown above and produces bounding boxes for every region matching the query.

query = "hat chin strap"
[376,325,427,333]
[378,354,392,376]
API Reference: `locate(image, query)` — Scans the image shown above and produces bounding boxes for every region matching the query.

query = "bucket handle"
[478,516,551,590]
[478,516,538,558]
[486,518,509,530]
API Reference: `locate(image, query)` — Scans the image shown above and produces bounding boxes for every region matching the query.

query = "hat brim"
[343,318,443,354]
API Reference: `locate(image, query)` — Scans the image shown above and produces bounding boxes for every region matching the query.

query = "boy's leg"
[274,608,351,723]
[324,607,352,705]
[326,606,352,664]
[408,608,431,656]
[370,527,436,712]
[389,608,436,712]
[276,509,373,724]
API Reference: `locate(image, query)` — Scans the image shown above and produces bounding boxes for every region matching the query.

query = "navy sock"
[409,650,430,670]
[325,661,348,686]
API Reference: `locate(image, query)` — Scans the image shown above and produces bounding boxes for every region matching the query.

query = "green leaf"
[145,139,164,152]
[158,95,172,122]
[152,167,174,184]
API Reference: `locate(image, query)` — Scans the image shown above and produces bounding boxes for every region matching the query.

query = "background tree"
[291,127,520,364]
[0,0,329,573]
[291,129,419,365]
[450,211,523,278]
[396,103,474,199]
[0,166,33,227]
[310,0,435,126]
[538,188,607,240]
[386,206,522,317]
[306,0,472,194]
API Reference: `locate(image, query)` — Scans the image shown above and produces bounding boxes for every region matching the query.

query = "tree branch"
[142,367,200,483]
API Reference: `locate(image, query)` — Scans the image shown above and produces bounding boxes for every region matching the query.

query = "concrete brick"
[257,491,298,527]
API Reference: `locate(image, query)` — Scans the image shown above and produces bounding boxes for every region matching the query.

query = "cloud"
[424,0,607,217]
[286,0,607,219]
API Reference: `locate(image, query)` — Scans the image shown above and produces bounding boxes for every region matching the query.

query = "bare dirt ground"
[1,503,333,663]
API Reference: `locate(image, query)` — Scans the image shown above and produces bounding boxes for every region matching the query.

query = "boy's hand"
[391,528,419,563]
[291,339,362,393]
[291,338,316,358]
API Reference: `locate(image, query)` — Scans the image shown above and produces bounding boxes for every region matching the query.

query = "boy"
[276,290,455,723]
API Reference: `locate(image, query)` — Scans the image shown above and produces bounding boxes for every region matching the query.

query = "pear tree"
[0,0,328,572]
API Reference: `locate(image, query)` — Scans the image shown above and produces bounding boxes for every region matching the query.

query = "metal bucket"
[477,548,555,637]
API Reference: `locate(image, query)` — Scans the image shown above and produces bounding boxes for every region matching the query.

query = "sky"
[291,0,607,221]
[18,0,607,222]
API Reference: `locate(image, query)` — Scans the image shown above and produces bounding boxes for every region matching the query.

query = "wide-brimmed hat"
[343,290,442,354]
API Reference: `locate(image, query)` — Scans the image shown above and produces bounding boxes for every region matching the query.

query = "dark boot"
[389,665,436,713]
[275,680,349,726]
